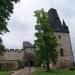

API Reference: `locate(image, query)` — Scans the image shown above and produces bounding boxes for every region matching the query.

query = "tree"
[0,0,19,34]
[0,38,5,56]
[34,9,58,71]
[0,0,19,54]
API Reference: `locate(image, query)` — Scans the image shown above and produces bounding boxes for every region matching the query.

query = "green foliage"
[69,67,75,70]
[0,0,19,54]
[0,71,10,75]
[0,0,19,34]
[0,38,5,55]
[35,50,41,67]
[34,9,58,71]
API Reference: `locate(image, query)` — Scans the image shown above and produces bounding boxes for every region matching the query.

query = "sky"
[1,0,75,60]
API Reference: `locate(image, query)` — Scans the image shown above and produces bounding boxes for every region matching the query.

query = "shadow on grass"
[33,68,75,75]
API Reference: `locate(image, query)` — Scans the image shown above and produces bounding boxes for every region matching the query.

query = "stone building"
[0,41,35,70]
[48,8,74,68]
[23,41,35,66]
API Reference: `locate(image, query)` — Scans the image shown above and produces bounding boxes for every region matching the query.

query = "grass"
[0,71,11,75]
[33,68,75,75]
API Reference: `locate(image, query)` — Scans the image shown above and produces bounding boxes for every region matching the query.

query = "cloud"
[1,0,75,60]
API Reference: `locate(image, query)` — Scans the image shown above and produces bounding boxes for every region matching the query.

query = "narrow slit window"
[60,48,64,56]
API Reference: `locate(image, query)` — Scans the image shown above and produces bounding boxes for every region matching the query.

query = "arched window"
[60,48,64,56]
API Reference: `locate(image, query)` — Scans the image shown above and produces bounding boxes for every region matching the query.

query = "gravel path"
[11,67,35,75]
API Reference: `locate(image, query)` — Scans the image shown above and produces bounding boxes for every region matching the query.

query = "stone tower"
[23,41,35,66]
[48,8,74,68]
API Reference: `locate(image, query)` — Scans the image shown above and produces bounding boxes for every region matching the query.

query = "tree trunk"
[46,61,50,71]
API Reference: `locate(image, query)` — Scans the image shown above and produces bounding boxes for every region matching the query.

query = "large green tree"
[0,0,19,34]
[0,0,19,54]
[34,9,58,71]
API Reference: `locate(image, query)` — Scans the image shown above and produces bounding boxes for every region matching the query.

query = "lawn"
[0,71,10,75]
[33,68,75,75]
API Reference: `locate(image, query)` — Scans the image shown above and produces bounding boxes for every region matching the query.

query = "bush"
[0,62,16,71]
[69,67,75,70]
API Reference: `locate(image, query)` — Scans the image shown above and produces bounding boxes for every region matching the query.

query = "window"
[60,48,64,56]
[58,35,61,39]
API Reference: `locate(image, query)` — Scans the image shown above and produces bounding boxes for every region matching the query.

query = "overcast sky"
[1,0,75,59]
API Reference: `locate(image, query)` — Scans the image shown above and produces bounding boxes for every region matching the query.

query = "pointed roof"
[63,20,69,33]
[48,8,69,33]
[63,20,66,26]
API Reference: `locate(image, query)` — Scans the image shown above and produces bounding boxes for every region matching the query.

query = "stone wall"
[23,47,35,66]
[0,50,24,70]
[0,50,24,61]
[54,32,74,68]
[0,60,18,70]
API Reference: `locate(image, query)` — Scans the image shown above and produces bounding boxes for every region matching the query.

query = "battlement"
[5,49,23,52]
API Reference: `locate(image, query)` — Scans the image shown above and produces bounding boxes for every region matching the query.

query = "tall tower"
[48,8,74,68]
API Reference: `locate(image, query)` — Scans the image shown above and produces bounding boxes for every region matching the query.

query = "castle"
[0,8,74,70]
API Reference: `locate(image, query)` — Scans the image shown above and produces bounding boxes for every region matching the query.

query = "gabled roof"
[23,41,34,48]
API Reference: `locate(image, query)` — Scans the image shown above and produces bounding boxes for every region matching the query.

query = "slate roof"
[23,41,34,48]
[48,8,69,33]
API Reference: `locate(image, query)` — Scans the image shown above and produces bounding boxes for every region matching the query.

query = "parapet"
[5,49,22,52]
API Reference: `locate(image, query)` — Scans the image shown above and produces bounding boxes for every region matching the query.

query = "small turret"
[63,20,69,33]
